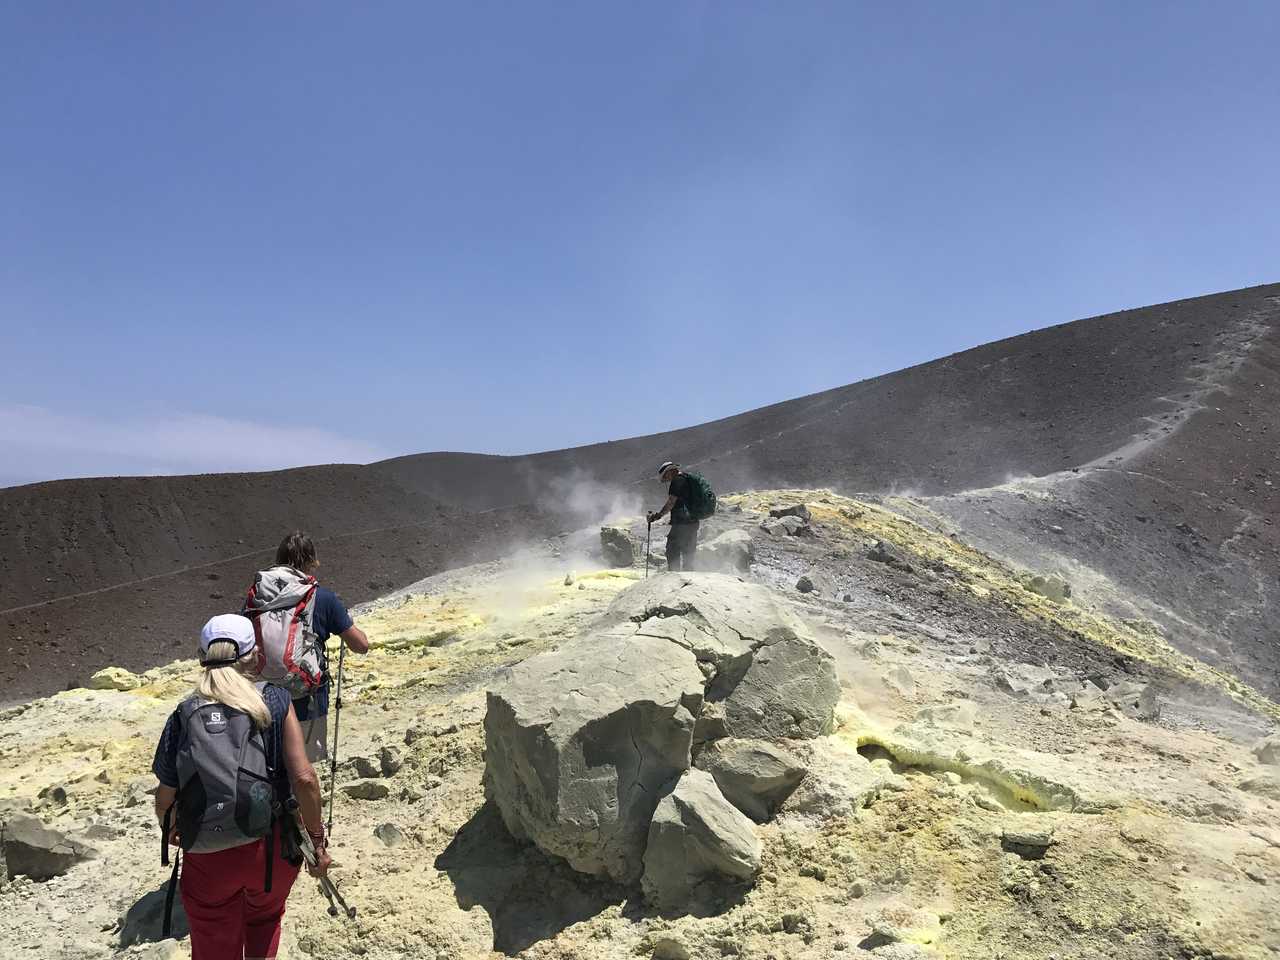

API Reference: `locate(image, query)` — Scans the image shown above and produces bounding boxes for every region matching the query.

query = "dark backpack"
[171,689,277,853]
[683,472,717,521]
[161,687,279,936]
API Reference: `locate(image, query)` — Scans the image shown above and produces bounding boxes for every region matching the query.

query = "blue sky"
[2,2,1278,487]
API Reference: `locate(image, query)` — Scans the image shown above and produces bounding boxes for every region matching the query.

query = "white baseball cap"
[199,613,256,664]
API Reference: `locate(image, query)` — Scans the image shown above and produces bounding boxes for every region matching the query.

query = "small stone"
[651,937,691,960]
[37,785,68,807]
[341,779,390,801]
[796,575,815,594]
[349,756,380,779]
[373,823,404,847]
[122,778,156,809]
[867,539,914,572]
[769,504,811,522]
[781,912,811,935]
[379,746,403,778]
[87,666,143,691]
[1001,827,1053,860]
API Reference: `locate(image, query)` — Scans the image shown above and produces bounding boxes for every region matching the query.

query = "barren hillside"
[2,283,1276,700]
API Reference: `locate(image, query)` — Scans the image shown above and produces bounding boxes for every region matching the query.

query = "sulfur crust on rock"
[729,490,1280,721]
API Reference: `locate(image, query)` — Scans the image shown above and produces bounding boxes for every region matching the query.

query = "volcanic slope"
[1,282,1276,699]
[2,495,1279,960]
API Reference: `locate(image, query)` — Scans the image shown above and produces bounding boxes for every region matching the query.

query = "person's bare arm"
[340,625,369,654]
[282,708,332,875]
[648,495,678,523]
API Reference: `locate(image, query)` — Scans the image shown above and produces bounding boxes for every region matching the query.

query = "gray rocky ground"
[1,491,1278,959]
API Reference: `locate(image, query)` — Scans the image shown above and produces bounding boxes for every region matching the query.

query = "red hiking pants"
[181,837,301,960]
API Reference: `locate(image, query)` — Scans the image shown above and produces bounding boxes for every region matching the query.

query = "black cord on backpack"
[161,803,180,939]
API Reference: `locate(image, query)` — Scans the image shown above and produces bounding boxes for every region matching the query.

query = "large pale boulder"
[484,633,705,884]
[641,769,760,912]
[608,573,839,739]
[485,573,837,888]
[694,739,807,823]
[699,529,754,573]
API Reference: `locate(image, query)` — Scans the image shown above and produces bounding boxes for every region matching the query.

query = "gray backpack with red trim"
[243,565,325,698]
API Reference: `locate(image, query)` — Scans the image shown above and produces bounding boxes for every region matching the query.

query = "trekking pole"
[288,800,357,920]
[645,521,652,579]
[325,640,347,839]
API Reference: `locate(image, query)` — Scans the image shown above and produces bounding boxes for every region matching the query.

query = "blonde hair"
[196,640,271,729]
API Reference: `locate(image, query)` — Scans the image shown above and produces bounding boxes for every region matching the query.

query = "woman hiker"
[153,614,332,960]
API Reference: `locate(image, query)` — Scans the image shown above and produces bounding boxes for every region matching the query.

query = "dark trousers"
[666,521,699,571]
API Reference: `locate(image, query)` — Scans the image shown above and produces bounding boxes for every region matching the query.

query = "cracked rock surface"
[484,573,838,888]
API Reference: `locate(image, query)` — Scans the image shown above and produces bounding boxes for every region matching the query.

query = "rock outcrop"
[698,529,754,573]
[769,504,812,522]
[1026,575,1071,603]
[87,667,142,691]
[484,573,837,896]
[694,738,807,823]
[484,633,705,883]
[1253,735,1280,766]
[641,769,761,912]
[867,539,914,572]
[1,813,97,880]
[600,526,637,567]
[760,516,811,537]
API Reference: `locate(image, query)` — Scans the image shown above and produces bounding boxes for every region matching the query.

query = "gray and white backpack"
[243,565,326,699]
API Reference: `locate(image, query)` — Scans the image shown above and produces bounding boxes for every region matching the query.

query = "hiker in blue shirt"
[271,532,369,762]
